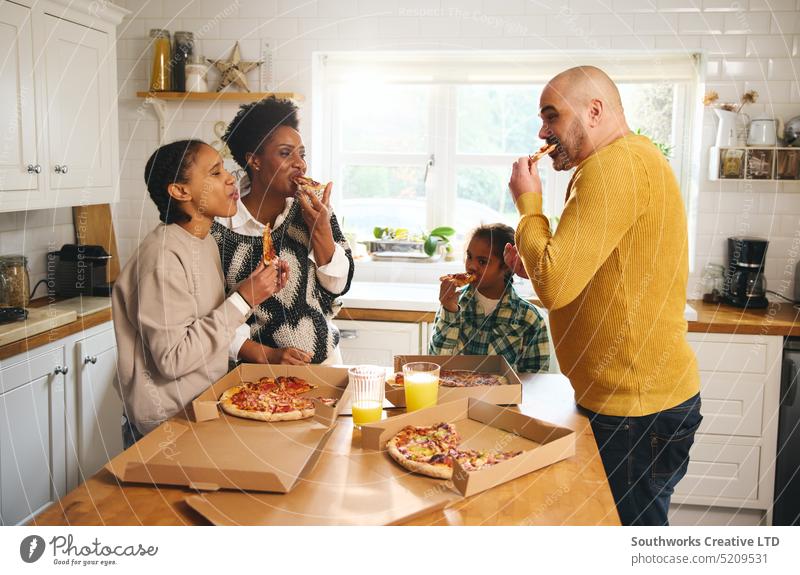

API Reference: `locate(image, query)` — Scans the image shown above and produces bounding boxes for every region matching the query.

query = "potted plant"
[423,226,455,257]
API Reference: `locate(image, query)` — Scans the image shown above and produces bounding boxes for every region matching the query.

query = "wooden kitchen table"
[32,374,620,526]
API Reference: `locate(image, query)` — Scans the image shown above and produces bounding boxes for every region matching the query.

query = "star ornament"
[207,42,262,92]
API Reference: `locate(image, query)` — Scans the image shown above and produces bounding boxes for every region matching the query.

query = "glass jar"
[0,255,31,308]
[185,59,208,92]
[701,263,725,304]
[149,29,171,92]
[172,31,194,92]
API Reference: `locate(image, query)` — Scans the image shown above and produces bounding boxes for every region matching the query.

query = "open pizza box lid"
[192,363,351,428]
[183,422,462,525]
[386,355,523,408]
[105,365,350,493]
[361,397,576,498]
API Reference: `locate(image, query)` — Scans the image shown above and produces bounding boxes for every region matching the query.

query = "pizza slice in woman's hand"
[294,175,325,200]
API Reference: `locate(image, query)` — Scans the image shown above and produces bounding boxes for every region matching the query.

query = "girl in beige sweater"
[113,140,288,446]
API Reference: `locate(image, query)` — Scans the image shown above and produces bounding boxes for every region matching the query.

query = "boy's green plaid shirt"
[428,283,550,373]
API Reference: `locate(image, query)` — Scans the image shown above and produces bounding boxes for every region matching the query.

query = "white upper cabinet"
[0,0,127,212]
[42,14,113,199]
[0,2,43,204]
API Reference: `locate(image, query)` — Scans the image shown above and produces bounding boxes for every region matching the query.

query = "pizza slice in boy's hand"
[439,272,476,287]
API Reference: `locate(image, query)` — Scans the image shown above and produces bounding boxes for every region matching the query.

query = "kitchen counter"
[338,283,800,336]
[0,298,112,362]
[31,373,620,526]
[337,282,700,324]
[687,299,800,336]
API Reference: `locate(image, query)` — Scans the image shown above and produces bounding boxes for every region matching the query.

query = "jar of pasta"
[0,255,30,308]
[149,29,171,92]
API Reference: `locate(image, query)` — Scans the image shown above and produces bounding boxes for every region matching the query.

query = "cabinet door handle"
[339,329,358,340]
[27,163,42,174]
[54,365,69,375]
[54,164,69,174]
[84,356,98,365]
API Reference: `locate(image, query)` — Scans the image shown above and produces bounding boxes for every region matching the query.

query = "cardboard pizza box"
[105,364,351,493]
[183,420,462,525]
[386,355,523,408]
[192,363,352,428]
[361,397,576,498]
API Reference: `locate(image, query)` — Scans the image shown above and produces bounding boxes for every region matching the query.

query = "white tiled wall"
[109,0,800,299]
[0,210,75,295]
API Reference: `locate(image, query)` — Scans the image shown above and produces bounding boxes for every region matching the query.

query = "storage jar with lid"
[0,255,31,308]
[149,29,171,92]
[701,263,725,304]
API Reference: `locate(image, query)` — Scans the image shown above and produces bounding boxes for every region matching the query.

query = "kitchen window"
[314,52,702,250]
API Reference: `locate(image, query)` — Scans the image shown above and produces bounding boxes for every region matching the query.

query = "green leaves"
[429,226,455,238]
[423,226,455,256]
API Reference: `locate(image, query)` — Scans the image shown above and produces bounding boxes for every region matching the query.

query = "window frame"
[314,51,702,265]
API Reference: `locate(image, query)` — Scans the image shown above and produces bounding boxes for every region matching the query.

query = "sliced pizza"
[387,422,522,479]
[439,272,476,287]
[262,223,275,264]
[219,376,319,422]
[389,370,508,388]
[528,143,557,165]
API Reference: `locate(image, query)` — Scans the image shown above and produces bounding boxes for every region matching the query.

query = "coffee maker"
[725,236,769,308]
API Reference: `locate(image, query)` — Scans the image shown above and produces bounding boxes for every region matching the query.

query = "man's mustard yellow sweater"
[515,133,699,416]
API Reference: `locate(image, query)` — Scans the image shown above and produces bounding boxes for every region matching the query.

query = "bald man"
[505,66,701,526]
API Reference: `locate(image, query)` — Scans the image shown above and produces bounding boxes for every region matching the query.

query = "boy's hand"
[439,278,459,313]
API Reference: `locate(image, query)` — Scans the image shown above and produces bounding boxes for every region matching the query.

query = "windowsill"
[351,256,536,298]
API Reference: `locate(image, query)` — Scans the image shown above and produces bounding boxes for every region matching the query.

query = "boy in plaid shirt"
[429,223,550,373]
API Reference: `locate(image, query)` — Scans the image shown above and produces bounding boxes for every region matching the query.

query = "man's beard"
[550,119,585,171]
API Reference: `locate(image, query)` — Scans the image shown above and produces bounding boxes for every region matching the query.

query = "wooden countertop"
[31,374,620,526]
[0,305,112,361]
[687,299,800,336]
[339,300,800,337]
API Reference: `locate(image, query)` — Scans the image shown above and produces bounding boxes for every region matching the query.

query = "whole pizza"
[386,422,522,480]
[390,370,508,388]
[219,376,333,422]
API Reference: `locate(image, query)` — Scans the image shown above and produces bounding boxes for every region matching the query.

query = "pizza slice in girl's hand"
[439,272,476,288]
[263,223,275,265]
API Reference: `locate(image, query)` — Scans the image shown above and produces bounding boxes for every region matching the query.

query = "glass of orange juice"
[402,362,440,412]
[348,365,385,427]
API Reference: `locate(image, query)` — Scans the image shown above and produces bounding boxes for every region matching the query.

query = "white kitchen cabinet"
[0,319,119,525]
[0,345,68,526]
[0,1,43,201]
[671,332,781,525]
[74,326,122,481]
[0,0,126,212]
[334,320,422,366]
[41,13,114,200]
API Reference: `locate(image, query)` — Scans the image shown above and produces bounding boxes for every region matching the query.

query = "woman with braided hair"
[213,96,354,365]
[112,139,288,447]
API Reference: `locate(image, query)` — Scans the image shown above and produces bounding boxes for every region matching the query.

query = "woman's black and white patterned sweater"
[210,202,354,364]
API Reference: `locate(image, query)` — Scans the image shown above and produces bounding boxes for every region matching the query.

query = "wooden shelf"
[136,91,303,101]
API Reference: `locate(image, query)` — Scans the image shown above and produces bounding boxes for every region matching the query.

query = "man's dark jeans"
[586,393,702,526]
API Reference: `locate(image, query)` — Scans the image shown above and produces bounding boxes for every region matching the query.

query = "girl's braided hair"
[223,96,299,175]
[143,139,206,224]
